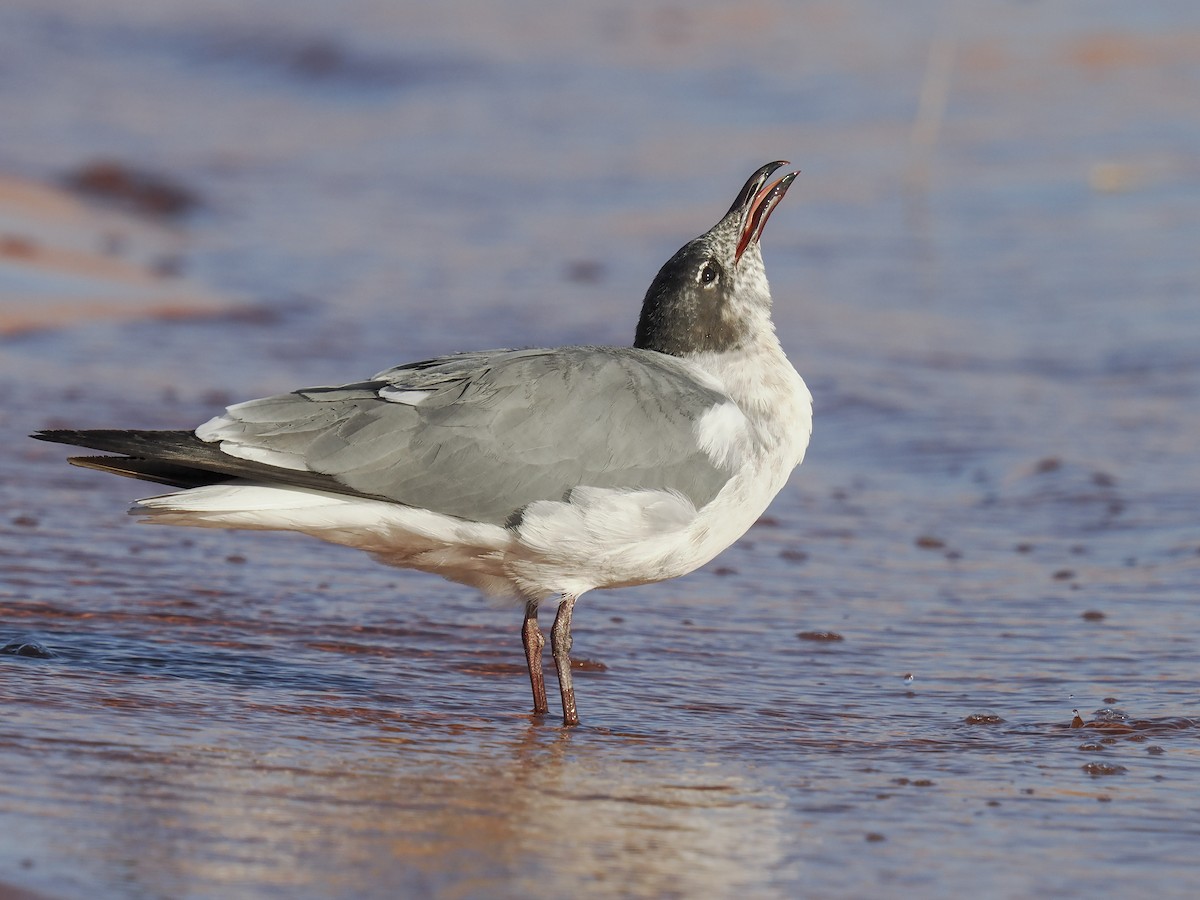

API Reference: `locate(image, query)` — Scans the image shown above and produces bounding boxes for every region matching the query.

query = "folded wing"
[39,347,739,527]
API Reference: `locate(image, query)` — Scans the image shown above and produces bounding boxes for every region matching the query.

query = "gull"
[33,161,812,726]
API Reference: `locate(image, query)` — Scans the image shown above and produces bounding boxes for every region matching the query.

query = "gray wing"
[198,346,736,525]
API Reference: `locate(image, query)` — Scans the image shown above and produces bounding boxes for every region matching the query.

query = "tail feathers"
[138,483,350,514]
[33,428,355,498]
[134,483,378,532]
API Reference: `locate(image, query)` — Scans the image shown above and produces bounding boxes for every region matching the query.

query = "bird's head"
[634,161,798,357]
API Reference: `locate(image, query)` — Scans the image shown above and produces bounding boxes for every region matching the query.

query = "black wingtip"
[67,455,230,489]
[30,428,200,456]
[32,429,128,448]
[31,427,373,501]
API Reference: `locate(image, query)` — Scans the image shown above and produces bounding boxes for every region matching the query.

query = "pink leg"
[522,600,548,715]
[551,595,580,726]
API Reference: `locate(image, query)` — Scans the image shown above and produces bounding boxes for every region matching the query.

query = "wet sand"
[2,1,1199,897]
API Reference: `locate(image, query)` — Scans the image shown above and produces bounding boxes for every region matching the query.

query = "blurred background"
[2,1,1199,898]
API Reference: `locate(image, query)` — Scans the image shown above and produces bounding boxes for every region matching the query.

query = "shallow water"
[2,1,1199,897]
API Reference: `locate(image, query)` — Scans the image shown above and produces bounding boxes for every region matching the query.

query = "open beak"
[733,165,799,264]
[726,161,788,216]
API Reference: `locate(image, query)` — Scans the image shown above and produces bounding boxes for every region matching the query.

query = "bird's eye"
[698,260,721,287]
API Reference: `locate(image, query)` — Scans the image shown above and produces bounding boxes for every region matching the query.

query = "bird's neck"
[686,325,785,400]
[686,329,812,462]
